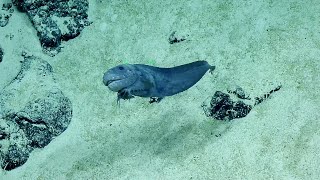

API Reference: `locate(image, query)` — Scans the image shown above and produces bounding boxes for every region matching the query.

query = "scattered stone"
[0,55,72,170]
[202,85,282,120]
[13,0,91,56]
[2,3,12,11]
[169,31,187,44]
[5,33,14,40]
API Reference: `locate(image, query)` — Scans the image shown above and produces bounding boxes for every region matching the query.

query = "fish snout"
[103,79,115,86]
[103,72,126,92]
[103,72,117,85]
[103,65,138,92]
[102,73,112,86]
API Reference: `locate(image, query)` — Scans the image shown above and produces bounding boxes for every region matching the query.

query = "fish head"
[103,64,138,92]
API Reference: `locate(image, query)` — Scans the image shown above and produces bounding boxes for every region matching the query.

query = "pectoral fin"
[141,79,154,89]
[149,97,163,103]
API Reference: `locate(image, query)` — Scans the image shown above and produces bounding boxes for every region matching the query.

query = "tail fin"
[209,65,215,74]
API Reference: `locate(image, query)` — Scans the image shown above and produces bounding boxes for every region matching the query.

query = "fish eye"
[118,66,124,70]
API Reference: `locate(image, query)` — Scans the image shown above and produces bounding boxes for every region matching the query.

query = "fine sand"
[1,0,320,179]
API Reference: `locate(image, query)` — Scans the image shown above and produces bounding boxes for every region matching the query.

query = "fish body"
[103,61,215,103]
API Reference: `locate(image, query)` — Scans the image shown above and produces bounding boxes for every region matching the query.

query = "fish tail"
[209,65,215,74]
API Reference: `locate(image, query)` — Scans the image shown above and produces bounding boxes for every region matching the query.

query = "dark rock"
[0,55,72,170]
[13,0,91,55]
[0,46,3,62]
[202,86,282,121]
[15,115,53,148]
[2,144,31,171]
[254,85,282,106]
[0,13,11,27]
[203,91,253,121]
[0,2,14,27]
[169,31,187,44]
[16,90,72,147]
[0,118,31,171]
[227,86,251,100]
[2,3,12,11]
[36,18,62,48]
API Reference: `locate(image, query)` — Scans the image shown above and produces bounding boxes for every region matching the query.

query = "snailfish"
[103,61,215,103]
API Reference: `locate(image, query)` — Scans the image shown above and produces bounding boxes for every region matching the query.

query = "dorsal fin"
[134,61,210,74]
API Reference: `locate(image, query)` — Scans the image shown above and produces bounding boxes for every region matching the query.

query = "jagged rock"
[13,0,91,55]
[168,31,187,44]
[202,91,253,121]
[0,54,72,170]
[202,86,281,121]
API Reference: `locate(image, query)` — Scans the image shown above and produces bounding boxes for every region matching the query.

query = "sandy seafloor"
[1,0,320,179]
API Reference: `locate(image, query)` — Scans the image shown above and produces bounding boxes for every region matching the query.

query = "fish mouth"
[103,76,128,92]
[105,79,118,86]
[103,76,124,86]
[106,79,126,88]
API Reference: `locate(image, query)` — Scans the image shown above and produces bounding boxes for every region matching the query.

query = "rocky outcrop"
[0,54,72,170]
[13,0,91,56]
